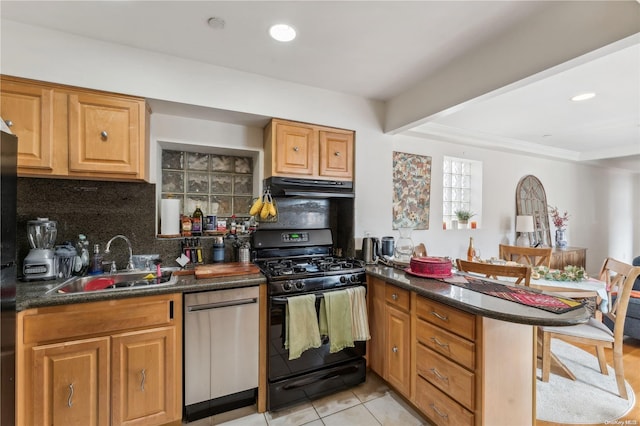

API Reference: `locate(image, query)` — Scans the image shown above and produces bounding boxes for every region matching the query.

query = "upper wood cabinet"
[264,118,354,181]
[1,75,149,181]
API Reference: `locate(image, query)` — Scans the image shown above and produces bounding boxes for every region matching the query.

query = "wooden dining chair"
[456,259,532,286]
[538,257,640,399]
[499,244,552,268]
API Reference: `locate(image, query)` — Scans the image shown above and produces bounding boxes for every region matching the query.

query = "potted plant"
[455,209,476,228]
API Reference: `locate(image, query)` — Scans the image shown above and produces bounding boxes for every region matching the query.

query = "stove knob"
[340,276,347,283]
[282,282,293,292]
[350,275,359,283]
[295,281,305,290]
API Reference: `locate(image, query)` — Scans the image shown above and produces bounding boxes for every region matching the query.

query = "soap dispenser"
[89,243,104,275]
[74,234,90,276]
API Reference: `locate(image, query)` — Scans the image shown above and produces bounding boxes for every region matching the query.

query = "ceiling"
[2,1,639,172]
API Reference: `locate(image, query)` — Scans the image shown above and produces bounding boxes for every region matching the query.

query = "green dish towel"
[320,289,354,353]
[285,294,321,360]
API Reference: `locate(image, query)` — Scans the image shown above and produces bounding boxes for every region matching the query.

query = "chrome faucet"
[104,234,135,271]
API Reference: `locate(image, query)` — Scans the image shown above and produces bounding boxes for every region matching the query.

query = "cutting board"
[195,263,261,279]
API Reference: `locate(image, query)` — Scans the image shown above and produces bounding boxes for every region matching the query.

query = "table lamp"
[515,215,534,247]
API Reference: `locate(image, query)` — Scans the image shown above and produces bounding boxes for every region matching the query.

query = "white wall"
[3,21,637,273]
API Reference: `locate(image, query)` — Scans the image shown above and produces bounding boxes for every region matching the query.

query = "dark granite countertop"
[17,272,266,311]
[367,265,591,326]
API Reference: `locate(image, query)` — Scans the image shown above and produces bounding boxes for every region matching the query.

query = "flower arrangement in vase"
[549,206,570,248]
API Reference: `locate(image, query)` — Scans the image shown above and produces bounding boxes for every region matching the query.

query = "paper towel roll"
[160,199,181,236]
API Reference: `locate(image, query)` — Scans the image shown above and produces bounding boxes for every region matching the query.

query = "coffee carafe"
[23,218,58,280]
[362,236,380,264]
[381,236,395,258]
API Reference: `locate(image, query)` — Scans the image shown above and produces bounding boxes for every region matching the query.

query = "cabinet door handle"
[430,403,448,419]
[334,151,341,156]
[100,131,108,140]
[430,368,449,383]
[293,146,299,152]
[67,383,74,407]
[430,310,449,322]
[140,369,146,392]
[391,293,398,301]
[430,336,450,350]
[392,346,398,353]
[5,119,13,128]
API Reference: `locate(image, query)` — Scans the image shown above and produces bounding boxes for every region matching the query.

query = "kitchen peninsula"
[366,264,590,426]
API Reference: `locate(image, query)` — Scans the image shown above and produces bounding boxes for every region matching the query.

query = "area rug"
[536,339,635,424]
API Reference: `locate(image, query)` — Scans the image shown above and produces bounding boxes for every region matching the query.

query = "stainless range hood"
[265,177,354,198]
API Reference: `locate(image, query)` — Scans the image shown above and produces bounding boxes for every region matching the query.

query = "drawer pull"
[430,336,450,350]
[392,293,399,301]
[5,119,13,128]
[140,369,146,392]
[334,151,341,156]
[67,383,74,408]
[293,146,299,152]
[430,403,448,419]
[392,346,398,353]
[430,368,449,383]
[430,310,449,322]
[100,130,108,140]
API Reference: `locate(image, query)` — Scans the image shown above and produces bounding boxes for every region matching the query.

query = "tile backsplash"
[16,178,233,275]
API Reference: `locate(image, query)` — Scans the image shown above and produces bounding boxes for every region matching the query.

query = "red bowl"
[406,256,452,278]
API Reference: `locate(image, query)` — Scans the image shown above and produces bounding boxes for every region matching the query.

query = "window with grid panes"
[161,150,254,219]
[443,156,482,229]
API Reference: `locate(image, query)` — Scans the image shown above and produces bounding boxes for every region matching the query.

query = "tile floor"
[183,372,431,426]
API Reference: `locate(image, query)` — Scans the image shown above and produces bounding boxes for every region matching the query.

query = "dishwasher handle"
[187,297,258,312]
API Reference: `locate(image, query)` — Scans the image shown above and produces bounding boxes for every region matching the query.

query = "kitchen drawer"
[416,319,475,370]
[416,297,475,341]
[22,294,177,344]
[415,375,474,426]
[385,285,410,312]
[416,343,475,410]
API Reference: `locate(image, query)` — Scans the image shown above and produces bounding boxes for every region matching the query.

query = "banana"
[260,202,270,219]
[269,201,276,217]
[249,197,263,216]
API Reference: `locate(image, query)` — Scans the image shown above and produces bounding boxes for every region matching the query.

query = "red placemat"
[443,276,584,314]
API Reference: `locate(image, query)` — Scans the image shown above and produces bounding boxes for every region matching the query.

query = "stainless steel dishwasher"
[184,286,259,422]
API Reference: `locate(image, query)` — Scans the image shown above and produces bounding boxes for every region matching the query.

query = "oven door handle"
[270,286,366,304]
[271,294,324,304]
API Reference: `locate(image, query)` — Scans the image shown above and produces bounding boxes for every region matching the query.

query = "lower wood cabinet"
[385,304,411,397]
[17,293,182,426]
[367,274,536,426]
[111,327,177,425]
[32,336,110,426]
[368,276,411,398]
[414,297,477,425]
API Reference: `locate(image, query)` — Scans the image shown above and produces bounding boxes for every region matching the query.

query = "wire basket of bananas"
[249,188,278,222]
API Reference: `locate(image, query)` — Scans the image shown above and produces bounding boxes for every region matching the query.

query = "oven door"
[268,287,366,382]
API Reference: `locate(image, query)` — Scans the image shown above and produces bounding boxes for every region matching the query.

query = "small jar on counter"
[212,236,225,263]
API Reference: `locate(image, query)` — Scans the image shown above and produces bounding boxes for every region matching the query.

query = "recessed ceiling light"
[269,24,296,42]
[570,92,596,102]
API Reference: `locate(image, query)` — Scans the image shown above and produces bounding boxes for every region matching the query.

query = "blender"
[23,218,58,281]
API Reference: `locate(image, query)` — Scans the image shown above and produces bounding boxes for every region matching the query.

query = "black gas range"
[251,228,367,411]
[252,229,366,296]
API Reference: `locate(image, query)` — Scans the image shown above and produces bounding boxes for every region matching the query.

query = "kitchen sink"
[45,268,180,295]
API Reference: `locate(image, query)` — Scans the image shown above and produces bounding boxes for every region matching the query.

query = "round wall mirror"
[515,175,551,247]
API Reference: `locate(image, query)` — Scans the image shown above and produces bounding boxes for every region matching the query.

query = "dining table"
[527,276,608,318]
